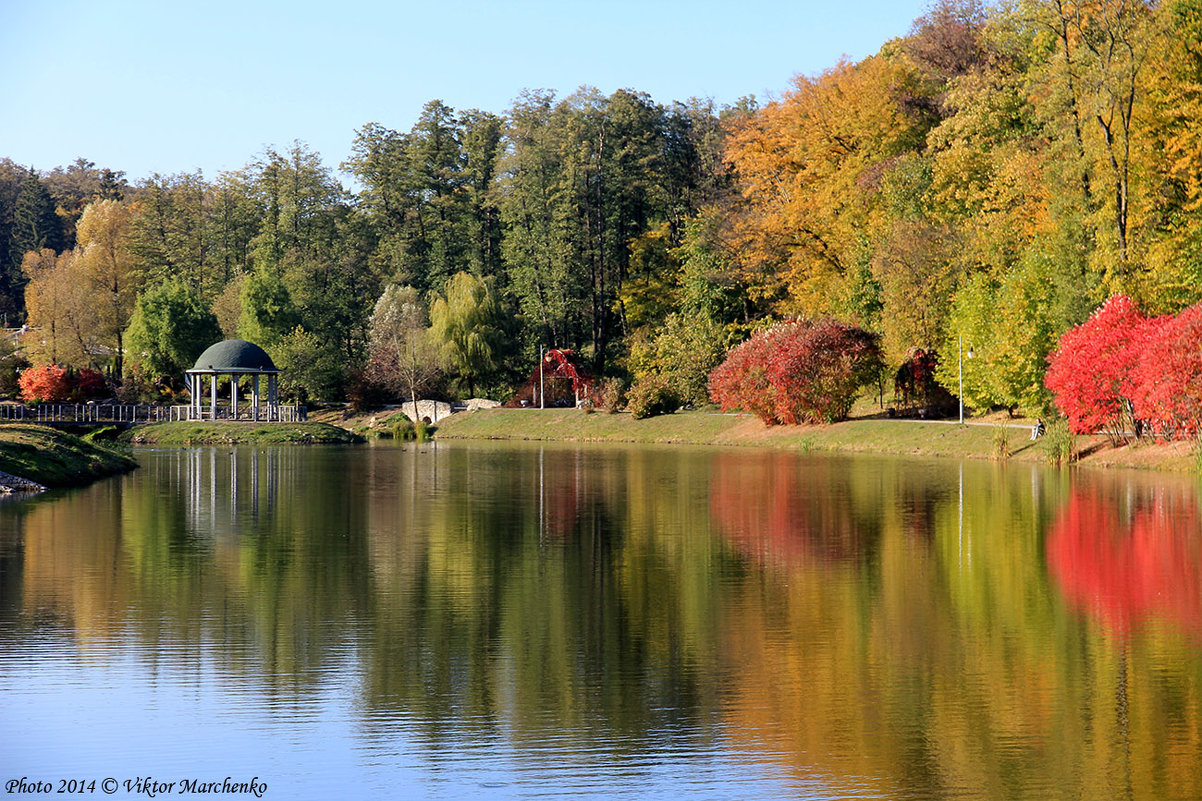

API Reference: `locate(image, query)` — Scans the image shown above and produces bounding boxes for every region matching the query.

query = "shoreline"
[0,425,138,491]
[431,408,1198,473]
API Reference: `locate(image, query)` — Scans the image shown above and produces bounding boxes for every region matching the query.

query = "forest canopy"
[2,0,1198,414]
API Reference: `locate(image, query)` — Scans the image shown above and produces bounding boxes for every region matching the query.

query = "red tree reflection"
[1047,486,1202,636]
[709,452,881,566]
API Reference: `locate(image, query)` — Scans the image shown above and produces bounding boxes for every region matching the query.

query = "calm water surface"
[2,441,1201,800]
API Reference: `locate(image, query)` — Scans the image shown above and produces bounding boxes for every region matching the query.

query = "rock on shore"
[0,469,46,493]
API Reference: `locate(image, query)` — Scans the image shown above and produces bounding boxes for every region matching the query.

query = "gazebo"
[184,339,289,421]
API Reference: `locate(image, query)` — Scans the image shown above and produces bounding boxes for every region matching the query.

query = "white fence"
[0,403,305,424]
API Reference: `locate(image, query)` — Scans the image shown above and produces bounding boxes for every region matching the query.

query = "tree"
[8,173,62,319]
[628,313,729,407]
[74,199,138,376]
[238,267,299,348]
[1045,294,1149,438]
[124,279,222,385]
[10,173,62,264]
[723,53,933,315]
[1127,300,1202,439]
[21,248,98,368]
[273,325,343,402]
[18,364,71,403]
[366,284,441,411]
[429,272,508,397]
[127,171,216,298]
[709,319,883,424]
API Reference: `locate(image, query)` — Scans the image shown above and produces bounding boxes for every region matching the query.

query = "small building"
[183,339,302,422]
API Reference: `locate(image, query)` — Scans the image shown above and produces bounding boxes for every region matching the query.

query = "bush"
[628,314,729,407]
[1046,295,1202,442]
[73,369,107,400]
[1128,302,1202,440]
[18,364,71,403]
[415,420,433,441]
[709,319,883,424]
[626,375,680,419]
[991,424,1011,461]
[390,418,416,441]
[1043,418,1076,467]
[598,378,626,414]
[1045,294,1150,440]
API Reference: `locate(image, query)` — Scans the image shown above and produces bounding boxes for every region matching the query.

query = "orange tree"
[18,364,71,403]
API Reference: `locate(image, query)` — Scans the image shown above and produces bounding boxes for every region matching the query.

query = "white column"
[253,374,261,421]
[210,373,217,419]
[231,376,239,420]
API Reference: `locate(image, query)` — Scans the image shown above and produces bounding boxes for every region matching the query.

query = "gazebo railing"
[172,404,306,422]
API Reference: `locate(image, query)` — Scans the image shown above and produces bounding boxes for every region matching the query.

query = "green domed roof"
[190,339,279,372]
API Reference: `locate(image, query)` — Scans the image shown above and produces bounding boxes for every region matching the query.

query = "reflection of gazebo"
[184,339,290,421]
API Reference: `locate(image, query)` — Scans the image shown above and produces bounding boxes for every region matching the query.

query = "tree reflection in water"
[1048,481,1202,637]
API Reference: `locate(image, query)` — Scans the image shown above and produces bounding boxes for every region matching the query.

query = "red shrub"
[709,319,882,424]
[73,369,108,400]
[708,326,783,423]
[1128,302,1202,440]
[18,364,71,403]
[1045,295,1152,438]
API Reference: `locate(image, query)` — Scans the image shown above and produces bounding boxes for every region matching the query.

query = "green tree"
[273,325,343,402]
[429,272,508,396]
[128,172,216,298]
[238,267,299,348]
[124,278,221,385]
[8,173,62,318]
[628,313,729,407]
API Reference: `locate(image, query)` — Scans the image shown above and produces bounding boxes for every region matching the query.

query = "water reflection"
[1048,476,1202,637]
[1,444,1202,799]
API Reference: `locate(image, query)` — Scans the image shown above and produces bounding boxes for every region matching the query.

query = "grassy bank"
[0,424,138,488]
[434,408,1197,471]
[126,421,365,446]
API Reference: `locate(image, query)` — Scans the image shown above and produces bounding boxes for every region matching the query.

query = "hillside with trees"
[3,0,1200,424]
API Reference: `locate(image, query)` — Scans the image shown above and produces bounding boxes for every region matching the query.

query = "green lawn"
[0,424,138,487]
[125,421,365,446]
[434,407,1194,471]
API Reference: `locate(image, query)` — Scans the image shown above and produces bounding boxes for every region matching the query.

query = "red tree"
[72,369,108,400]
[1128,302,1202,440]
[1045,295,1152,439]
[709,319,882,424]
[18,364,72,403]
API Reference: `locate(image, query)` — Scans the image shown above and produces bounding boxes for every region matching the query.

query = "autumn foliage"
[1127,303,1202,440]
[1044,295,1151,439]
[709,319,882,424]
[1047,295,1202,441]
[18,364,71,403]
[1047,485,1202,636]
[17,365,107,403]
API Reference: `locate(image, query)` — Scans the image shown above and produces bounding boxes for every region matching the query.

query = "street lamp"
[958,337,975,424]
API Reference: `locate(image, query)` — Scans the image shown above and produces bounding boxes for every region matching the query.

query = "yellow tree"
[21,248,100,367]
[724,52,932,316]
[74,199,138,375]
[1130,0,1202,311]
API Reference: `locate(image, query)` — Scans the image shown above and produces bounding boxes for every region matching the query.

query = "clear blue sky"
[1,0,934,183]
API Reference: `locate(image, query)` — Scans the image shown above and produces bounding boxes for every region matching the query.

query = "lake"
[2,441,1201,799]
